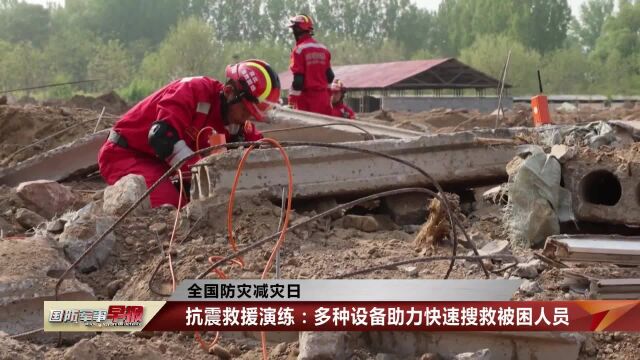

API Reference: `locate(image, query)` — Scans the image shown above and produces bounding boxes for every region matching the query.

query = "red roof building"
[278,58,509,95]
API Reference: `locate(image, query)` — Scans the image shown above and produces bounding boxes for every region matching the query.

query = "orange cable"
[226,138,294,360]
[167,169,185,293]
[195,126,215,153]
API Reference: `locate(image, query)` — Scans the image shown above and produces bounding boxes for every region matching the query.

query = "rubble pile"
[362,103,640,133]
[0,105,114,167]
[1,99,639,359]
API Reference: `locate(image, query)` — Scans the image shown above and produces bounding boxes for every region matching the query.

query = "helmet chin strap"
[220,88,245,135]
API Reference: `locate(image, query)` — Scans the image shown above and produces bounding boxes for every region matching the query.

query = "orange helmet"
[225,59,281,121]
[287,14,313,32]
[330,79,346,93]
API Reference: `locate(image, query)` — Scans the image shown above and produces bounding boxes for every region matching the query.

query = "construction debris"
[543,234,640,265]
[364,331,582,359]
[192,131,522,202]
[102,174,150,216]
[267,106,423,140]
[14,208,45,230]
[0,129,109,187]
[59,203,117,273]
[16,180,80,218]
[0,236,95,340]
[590,279,640,300]
[298,332,349,360]
[2,97,640,359]
[503,146,574,248]
[561,144,640,226]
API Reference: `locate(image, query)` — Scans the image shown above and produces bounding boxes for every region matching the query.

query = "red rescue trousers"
[98,141,185,208]
[296,89,332,116]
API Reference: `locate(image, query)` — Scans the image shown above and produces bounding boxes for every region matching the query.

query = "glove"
[287,95,299,109]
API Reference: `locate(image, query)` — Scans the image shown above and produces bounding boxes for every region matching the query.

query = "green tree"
[0,2,51,47]
[63,0,190,46]
[509,0,572,54]
[433,0,571,56]
[542,46,592,93]
[460,34,542,95]
[43,27,97,82]
[140,17,220,85]
[593,0,640,60]
[573,0,614,51]
[88,39,134,92]
[0,42,49,93]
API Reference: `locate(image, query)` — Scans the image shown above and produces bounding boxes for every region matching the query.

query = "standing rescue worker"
[330,79,356,120]
[98,59,281,208]
[287,14,334,116]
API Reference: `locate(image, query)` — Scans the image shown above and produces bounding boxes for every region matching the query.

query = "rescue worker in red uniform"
[330,79,356,120]
[98,59,281,208]
[287,14,334,116]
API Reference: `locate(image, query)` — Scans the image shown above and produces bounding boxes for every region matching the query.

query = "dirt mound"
[361,105,533,133]
[0,105,114,167]
[68,91,130,115]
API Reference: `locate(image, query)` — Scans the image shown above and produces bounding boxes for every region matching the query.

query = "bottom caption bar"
[44,301,640,332]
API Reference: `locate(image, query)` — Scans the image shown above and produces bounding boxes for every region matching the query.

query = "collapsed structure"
[1,94,640,359]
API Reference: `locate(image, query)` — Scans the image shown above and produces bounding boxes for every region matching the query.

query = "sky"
[26,0,588,17]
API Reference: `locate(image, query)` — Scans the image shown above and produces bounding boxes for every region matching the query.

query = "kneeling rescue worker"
[98,59,281,208]
[330,79,355,120]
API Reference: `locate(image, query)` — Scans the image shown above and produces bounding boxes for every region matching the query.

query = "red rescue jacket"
[289,34,332,92]
[332,102,356,120]
[112,76,262,158]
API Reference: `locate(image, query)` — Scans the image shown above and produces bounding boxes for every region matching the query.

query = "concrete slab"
[0,130,108,187]
[0,236,95,340]
[543,234,640,265]
[191,131,525,202]
[590,278,640,300]
[561,151,640,226]
[264,106,424,141]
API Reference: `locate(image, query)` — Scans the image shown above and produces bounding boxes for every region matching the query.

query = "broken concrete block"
[0,129,108,187]
[519,280,542,296]
[398,265,419,277]
[513,260,541,279]
[478,240,510,257]
[59,203,116,273]
[298,331,348,360]
[561,149,640,226]
[15,208,45,230]
[63,339,104,360]
[342,215,380,232]
[46,219,66,233]
[103,174,150,216]
[16,180,80,218]
[383,192,429,225]
[193,131,524,203]
[0,236,95,339]
[550,145,575,163]
[454,349,491,360]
